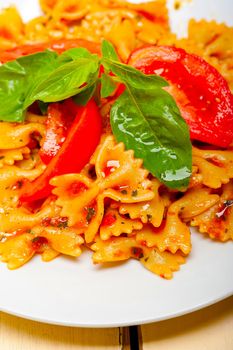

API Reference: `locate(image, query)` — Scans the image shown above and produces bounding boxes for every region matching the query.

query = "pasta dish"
[0,0,232,279]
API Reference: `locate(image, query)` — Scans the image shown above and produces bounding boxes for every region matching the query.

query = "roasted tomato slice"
[129,46,233,147]
[20,99,102,202]
[0,39,100,63]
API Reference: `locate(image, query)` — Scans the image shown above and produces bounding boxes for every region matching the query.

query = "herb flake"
[86,207,96,222]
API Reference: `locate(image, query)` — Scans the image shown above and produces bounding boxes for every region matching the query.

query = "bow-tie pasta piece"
[95,136,152,193]
[52,0,88,21]
[39,0,58,13]
[41,247,60,262]
[91,236,146,262]
[0,147,30,168]
[119,179,170,227]
[51,174,103,243]
[0,231,64,268]
[140,248,185,279]
[51,174,99,228]
[0,7,23,50]
[91,236,185,279]
[96,136,154,204]
[39,226,84,257]
[191,181,233,241]
[51,136,154,243]
[0,234,36,269]
[100,208,142,240]
[28,0,168,61]
[0,122,45,149]
[84,194,105,243]
[136,200,192,255]
[0,164,46,208]
[178,186,220,221]
[192,147,233,189]
[188,165,204,188]
[0,165,46,190]
[0,200,59,232]
[0,223,84,268]
[94,136,147,185]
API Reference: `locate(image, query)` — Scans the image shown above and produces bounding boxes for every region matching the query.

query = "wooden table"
[1,296,232,349]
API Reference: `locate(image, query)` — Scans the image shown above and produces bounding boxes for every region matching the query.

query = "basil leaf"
[58,48,97,63]
[103,60,168,89]
[0,50,59,122]
[110,86,192,189]
[73,80,97,106]
[102,40,191,189]
[0,65,26,122]
[101,39,120,62]
[0,49,100,121]
[101,40,167,89]
[25,57,99,105]
[100,73,117,98]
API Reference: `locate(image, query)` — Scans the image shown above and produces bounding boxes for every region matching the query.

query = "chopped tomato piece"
[69,181,88,195]
[31,236,48,251]
[102,213,117,227]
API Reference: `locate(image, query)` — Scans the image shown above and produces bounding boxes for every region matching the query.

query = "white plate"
[0,0,233,327]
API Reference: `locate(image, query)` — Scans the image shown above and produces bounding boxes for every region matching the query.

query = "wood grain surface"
[0,313,121,350]
[141,296,233,350]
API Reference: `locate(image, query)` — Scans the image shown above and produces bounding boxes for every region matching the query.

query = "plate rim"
[1,290,233,328]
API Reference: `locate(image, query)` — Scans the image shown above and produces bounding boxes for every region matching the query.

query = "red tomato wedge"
[0,39,100,63]
[39,100,75,164]
[129,46,233,147]
[20,99,102,202]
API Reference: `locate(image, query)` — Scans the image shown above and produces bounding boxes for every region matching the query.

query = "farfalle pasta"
[0,0,232,279]
[51,136,154,242]
[190,181,233,241]
[119,179,169,227]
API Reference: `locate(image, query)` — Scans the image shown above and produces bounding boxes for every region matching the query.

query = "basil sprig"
[101,41,192,189]
[0,48,99,122]
[111,87,192,189]
[0,40,192,189]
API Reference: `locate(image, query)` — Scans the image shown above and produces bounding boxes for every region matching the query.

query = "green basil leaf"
[101,40,167,89]
[100,73,117,98]
[0,49,100,122]
[101,40,120,62]
[0,67,25,122]
[0,50,59,122]
[110,86,192,189]
[103,59,168,89]
[24,56,100,106]
[58,48,97,63]
[73,80,97,106]
[0,60,26,75]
